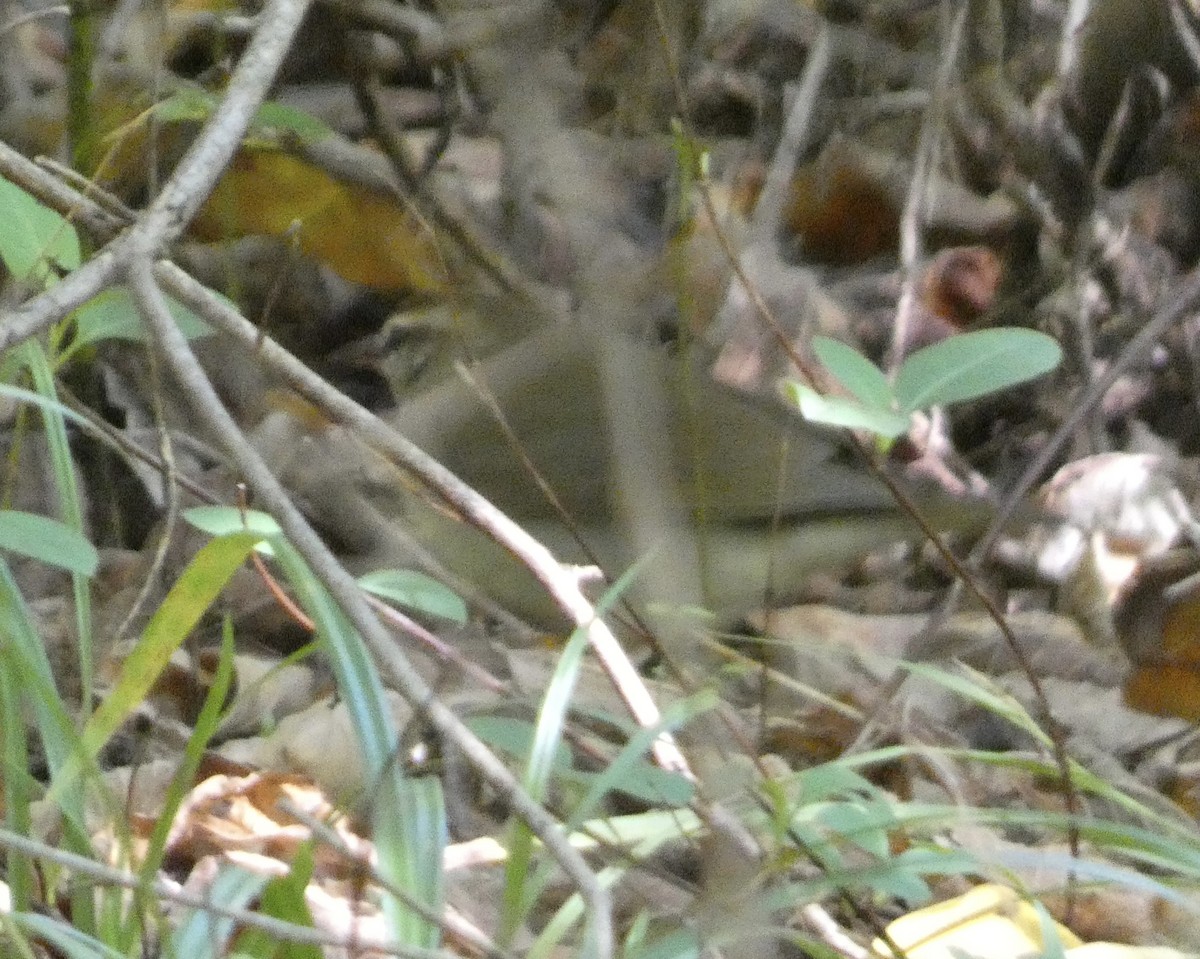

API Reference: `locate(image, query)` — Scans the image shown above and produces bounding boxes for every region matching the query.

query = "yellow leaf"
[873,884,1081,959]
[193,147,446,294]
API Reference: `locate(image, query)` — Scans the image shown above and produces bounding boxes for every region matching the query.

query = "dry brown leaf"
[218,691,413,802]
[783,154,900,265]
[919,245,1003,329]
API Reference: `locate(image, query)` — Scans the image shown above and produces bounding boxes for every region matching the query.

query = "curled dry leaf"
[783,152,900,266]
[1039,453,1191,556]
[192,148,447,293]
[919,245,1003,330]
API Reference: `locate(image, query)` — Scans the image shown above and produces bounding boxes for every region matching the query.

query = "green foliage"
[185,504,469,623]
[168,866,269,958]
[260,526,447,950]
[785,329,1062,445]
[78,531,263,764]
[235,843,323,959]
[0,175,81,284]
[0,510,97,575]
[63,285,213,361]
[150,86,335,147]
[358,567,468,624]
[467,713,695,806]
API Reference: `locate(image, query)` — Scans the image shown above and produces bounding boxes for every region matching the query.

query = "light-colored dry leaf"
[873,883,1081,959]
[219,692,412,803]
[213,650,324,740]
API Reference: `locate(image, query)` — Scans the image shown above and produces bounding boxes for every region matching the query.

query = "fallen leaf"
[873,883,1081,959]
[192,147,447,293]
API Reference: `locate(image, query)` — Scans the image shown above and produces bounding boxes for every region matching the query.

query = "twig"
[109,326,181,646]
[977,262,1200,560]
[279,798,518,959]
[0,130,638,954]
[889,4,967,368]
[1057,0,1093,77]
[655,0,1085,915]
[344,55,538,302]
[0,0,314,347]
[317,0,451,63]
[798,903,870,959]
[1,0,617,947]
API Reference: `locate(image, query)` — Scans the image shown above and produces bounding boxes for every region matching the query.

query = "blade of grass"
[16,340,95,716]
[120,618,238,954]
[168,865,269,958]
[0,553,103,932]
[268,532,446,949]
[499,560,645,945]
[5,913,126,959]
[78,531,263,760]
[0,665,34,912]
[525,694,711,959]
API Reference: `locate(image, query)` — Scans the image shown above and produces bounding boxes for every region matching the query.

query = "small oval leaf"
[0,511,97,576]
[70,286,213,350]
[185,505,281,555]
[894,328,1061,414]
[813,336,895,410]
[783,381,910,439]
[358,568,467,624]
[0,175,81,284]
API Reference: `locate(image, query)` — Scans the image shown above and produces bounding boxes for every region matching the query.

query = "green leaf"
[0,175,81,284]
[267,534,445,949]
[358,568,467,624]
[248,100,335,145]
[236,842,323,959]
[816,800,891,858]
[782,380,910,439]
[150,85,216,124]
[169,866,269,958]
[0,510,98,576]
[467,715,573,769]
[69,286,213,351]
[152,87,333,146]
[6,914,128,959]
[127,621,238,952]
[894,328,1062,414]
[79,531,264,758]
[567,755,695,807]
[0,556,93,827]
[185,505,281,555]
[186,504,282,537]
[812,336,895,410]
[625,928,700,959]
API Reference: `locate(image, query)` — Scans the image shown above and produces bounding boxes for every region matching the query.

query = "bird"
[328,318,995,629]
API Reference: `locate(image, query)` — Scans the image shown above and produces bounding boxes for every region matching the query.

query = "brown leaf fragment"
[919,611,1130,686]
[919,246,1003,330]
[783,156,900,266]
[1125,664,1200,722]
